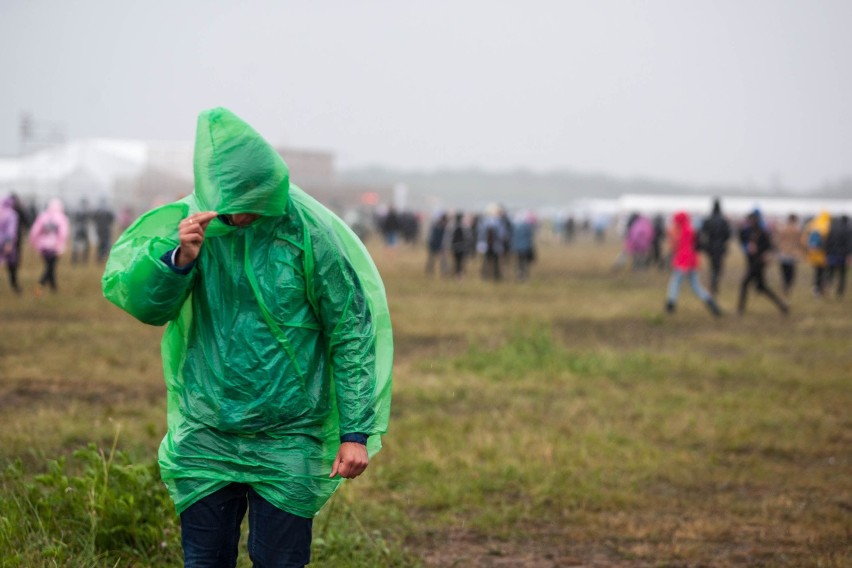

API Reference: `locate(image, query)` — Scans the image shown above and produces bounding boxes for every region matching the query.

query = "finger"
[195,212,219,228]
[190,211,219,227]
[182,211,218,230]
[183,222,208,236]
[330,455,341,479]
[347,463,367,479]
[180,227,205,243]
[339,460,353,478]
[183,234,204,246]
[344,457,369,478]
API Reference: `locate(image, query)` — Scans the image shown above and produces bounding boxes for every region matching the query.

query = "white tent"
[616,194,852,221]
[0,139,148,207]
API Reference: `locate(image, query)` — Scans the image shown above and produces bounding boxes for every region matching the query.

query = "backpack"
[807,230,823,250]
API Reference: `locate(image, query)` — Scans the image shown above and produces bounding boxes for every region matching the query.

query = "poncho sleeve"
[102,202,198,326]
[282,185,391,456]
[310,225,378,438]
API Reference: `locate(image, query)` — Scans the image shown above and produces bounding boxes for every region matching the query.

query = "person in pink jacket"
[29,198,69,293]
[665,211,722,316]
[626,214,654,269]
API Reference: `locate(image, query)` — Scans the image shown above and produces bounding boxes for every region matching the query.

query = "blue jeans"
[181,483,313,568]
[666,269,711,303]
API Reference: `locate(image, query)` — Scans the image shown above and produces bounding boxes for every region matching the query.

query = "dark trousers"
[38,252,58,291]
[453,251,465,277]
[813,266,827,295]
[6,262,20,293]
[779,261,796,295]
[481,252,502,281]
[71,237,89,264]
[181,483,312,568]
[827,263,847,297]
[739,261,787,314]
[707,252,725,295]
[516,251,533,281]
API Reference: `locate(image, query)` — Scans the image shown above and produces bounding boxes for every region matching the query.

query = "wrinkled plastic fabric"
[102,108,392,517]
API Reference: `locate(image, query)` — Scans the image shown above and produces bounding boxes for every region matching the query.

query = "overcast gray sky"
[1,0,850,190]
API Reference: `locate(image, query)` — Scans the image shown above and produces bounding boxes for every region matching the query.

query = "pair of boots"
[665,298,722,317]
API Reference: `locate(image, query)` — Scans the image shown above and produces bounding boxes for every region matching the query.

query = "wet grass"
[1,234,850,566]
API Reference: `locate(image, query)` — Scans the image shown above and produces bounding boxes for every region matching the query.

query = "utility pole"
[19,111,66,155]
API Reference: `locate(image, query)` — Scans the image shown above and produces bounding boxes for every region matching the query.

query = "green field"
[1,233,849,567]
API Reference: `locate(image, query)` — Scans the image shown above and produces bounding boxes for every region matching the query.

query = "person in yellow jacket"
[801,210,831,297]
[102,108,392,567]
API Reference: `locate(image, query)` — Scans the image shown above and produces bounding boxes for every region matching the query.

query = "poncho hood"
[46,198,65,214]
[673,211,691,228]
[670,211,698,270]
[813,210,831,233]
[193,107,290,216]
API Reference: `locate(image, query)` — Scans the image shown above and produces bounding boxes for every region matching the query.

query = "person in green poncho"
[102,108,392,567]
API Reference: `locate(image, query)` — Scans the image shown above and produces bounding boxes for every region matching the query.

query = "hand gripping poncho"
[102,108,392,517]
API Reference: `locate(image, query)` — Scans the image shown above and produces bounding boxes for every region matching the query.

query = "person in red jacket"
[665,211,722,316]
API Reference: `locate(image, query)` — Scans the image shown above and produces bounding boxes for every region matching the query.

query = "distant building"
[280,148,335,186]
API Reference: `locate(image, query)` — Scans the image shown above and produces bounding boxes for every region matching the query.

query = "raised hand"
[176,211,218,267]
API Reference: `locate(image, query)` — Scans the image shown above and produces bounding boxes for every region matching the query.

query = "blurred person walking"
[626,213,654,270]
[612,213,639,270]
[29,198,70,294]
[698,198,732,296]
[562,215,576,243]
[651,214,667,270]
[802,211,831,297]
[664,211,722,316]
[102,108,391,567]
[71,198,91,265]
[92,197,116,263]
[593,216,608,243]
[614,213,654,271]
[775,213,804,297]
[499,206,513,264]
[825,214,851,298]
[512,211,537,281]
[469,214,481,258]
[738,211,788,315]
[9,193,33,270]
[450,211,471,278]
[479,204,506,281]
[0,196,22,293]
[380,205,401,248]
[425,211,450,276]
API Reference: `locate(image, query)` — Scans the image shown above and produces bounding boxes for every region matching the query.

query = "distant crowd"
[376,203,539,282]
[0,194,132,296]
[611,199,851,316]
[4,193,850,318]
[372,197,851,318]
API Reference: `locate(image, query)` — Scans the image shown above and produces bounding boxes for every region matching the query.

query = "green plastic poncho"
[102,108,392,517]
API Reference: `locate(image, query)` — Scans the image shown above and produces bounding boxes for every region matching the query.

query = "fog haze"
[1,0,850,191]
